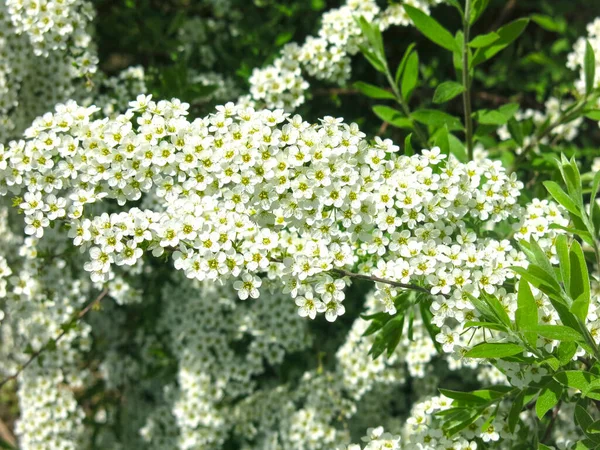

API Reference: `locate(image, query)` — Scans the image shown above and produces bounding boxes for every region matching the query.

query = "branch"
[0,288,109,390]
[270,258,433,296]
[0,418,16,448]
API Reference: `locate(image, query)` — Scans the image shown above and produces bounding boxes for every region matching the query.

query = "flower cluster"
[568,16,600,94]
[246,0,444,110]
[1,97,531,326]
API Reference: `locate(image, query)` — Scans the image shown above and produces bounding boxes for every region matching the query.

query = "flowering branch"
[0,288,109,390]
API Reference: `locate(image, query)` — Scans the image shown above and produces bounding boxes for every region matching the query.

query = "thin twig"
[0,288,109,390]
[377,121,389,136]
[0,418,16,447]
[542,401,561,443]
[270,258,432,295]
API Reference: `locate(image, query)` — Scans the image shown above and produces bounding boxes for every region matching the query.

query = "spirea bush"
[0,0,600,449]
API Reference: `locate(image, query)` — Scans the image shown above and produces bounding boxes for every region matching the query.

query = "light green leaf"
[569,241,590,322]
[516,279,537,346]
[556,234,571,293]
[433,81,465,104]
[530,14,566,33]
[585,40,596,96]
[469,32,500,48]
[401,50,419,101]
[526,325,584,343]
[354,82,396,100]
[404,133,414,156]
[543,180,582,217]
[403,5,461,53]
[394,43,416,85]
[358,45,387,73]
[372,105,413,129]
[554,371,600,397]
[465,342,523,359]
[585,110,600,121]
[464,321,508,332]
[470,0,490,25]
[472,19,529,67]
[535,379,562,419]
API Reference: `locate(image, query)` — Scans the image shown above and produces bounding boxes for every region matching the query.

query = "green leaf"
[535,379,562,419]
[442,408,482,436]
[516,278,537,346]
[357,16,384,57]
[411,109,464,131]
[556,341,578,366]
[438,388,488,405]
[404,133,414,156]
[401,50,419,101]
[476,103,519,125]
[465,342,523,359]
[587,420,600,434]
[394,43,416,85]
[585,40,596,96]
[543,180,582,217]
[507,118,524,146]
[556,234,571,293]
[470,0,490,25]
[372,105,413,129]
[354,82,395,100]
[554,371,600,396]
[369,314,404,359]
[508,390,525,433]
[527,325,584,342]
[575,402,600,442]
[469,32,500,48]
[403,5,461,53]
[585,110,600,121]
[591,170,600,211]
[464,321,508,332]
[448,133,468,162]
[482,292,512,327]
[359,44,387,74]
[433,81,465,104]
[434,125,450,157]
[530,14,566,33]
[471,19,529,67]
[538,444,553,450]
[569,240,591,321]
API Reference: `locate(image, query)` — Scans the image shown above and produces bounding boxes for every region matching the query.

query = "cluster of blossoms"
[1,96,533,327]
[5,0,94,57]
[497,97,583,154]
[568,16,600,95]
[245,0,444,110]
[0,0,100,141]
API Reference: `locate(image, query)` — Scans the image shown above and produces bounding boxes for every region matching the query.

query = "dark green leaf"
[464,321,508,332]
[403,5,461,53]
[508,390,525,433]
[507,118,524,145]
[470,0,490,25]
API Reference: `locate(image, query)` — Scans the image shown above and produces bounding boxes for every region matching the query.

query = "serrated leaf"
[403,5,461,53]
[465,342,524,359]
[354,81,395,100]
[433,81,465,104]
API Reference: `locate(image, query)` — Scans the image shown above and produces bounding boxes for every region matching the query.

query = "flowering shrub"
[0,0,600,450]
